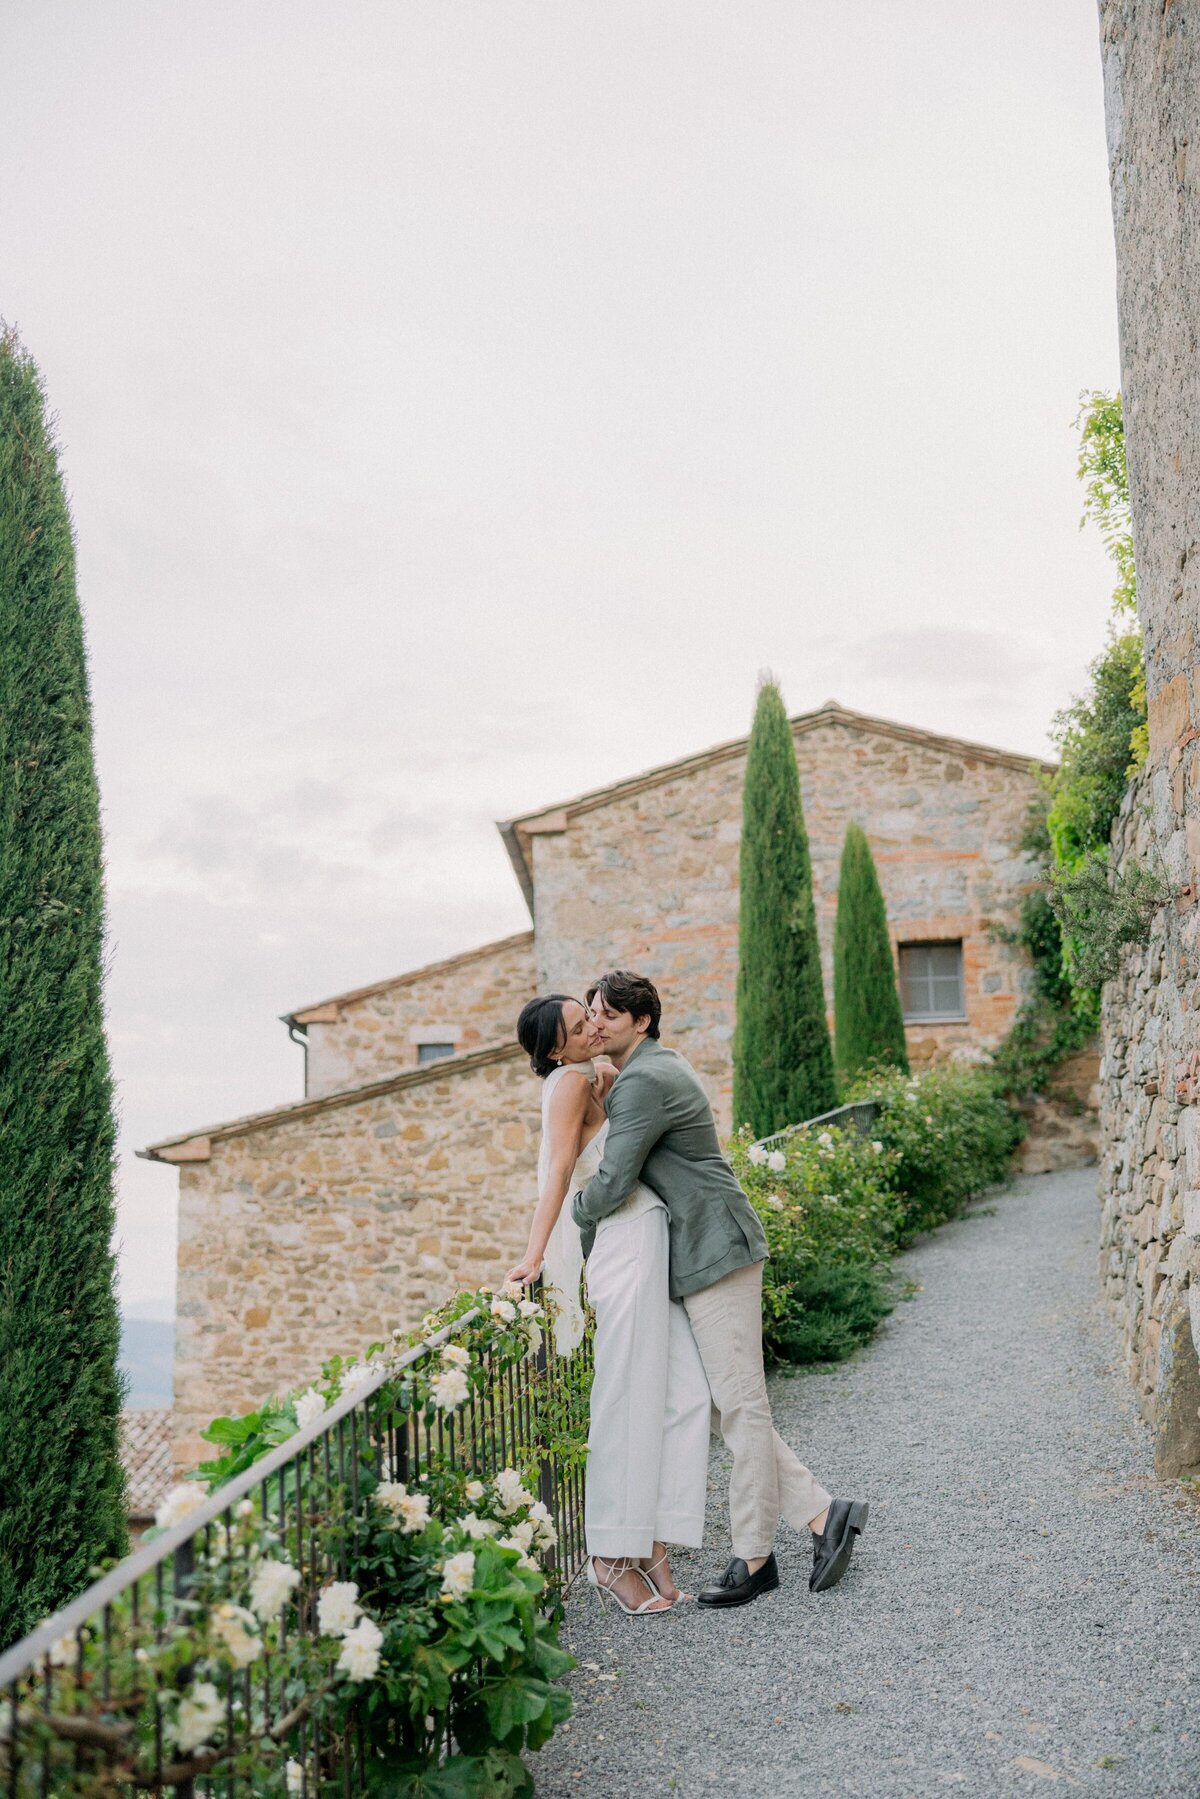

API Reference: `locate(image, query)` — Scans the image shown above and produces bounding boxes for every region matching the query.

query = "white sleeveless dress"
[538,1059,711,1559]
[539,1061,664,1354]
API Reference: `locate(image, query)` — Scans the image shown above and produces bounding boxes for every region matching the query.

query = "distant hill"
[119,1317,174,1408]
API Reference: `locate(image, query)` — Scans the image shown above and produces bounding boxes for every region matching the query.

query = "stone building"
[144,701,1051,1464]
[1095,0,1200,1475]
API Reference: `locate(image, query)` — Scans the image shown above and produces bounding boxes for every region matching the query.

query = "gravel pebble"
[532,1168,1200,1797]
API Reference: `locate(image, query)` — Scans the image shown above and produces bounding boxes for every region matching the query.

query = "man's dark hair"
[586,970,662,1039]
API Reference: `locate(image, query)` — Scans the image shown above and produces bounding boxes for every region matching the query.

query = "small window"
[417,1042,456,1065]
[898,941,966,1021]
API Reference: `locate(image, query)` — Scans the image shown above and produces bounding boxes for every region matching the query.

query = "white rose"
[490,1298,517,1324]
[508,1519,536,1551]
[464,1479,485,1503]
[171,1682,224,1754]
[336,1616,383,1683]
[499,1536,541,1572]
[440,1550,476,1602]
[492,1468,533,1515]
[430,1367,470,1411]
[373,1480,408,1518]
[817,1132,834,1149]
[399,1492,432,1534]
[747,1144,768,1166]
[317,1581,360,1637]
[211,1603,261,1669]
[765,1194,784,1212]
[499,1279,524,1300]
[285,1760,304,1794]
[458,1512,500,1539]
[766,1150,787,1173]
[339,1361,375,1395]
[441,1344,471,1369]
[871,1141,884,1154]
[155,1481,209,1530]
[517,1298,541,1319]
[293,1387,327,1431]
[248,1556,301,1623]
[527,1499,558,1548]
[48,1632,78,1668]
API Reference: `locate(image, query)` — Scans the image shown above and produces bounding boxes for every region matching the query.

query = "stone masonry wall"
[1096,0,1200,1474]
[172,1047,540,1468]
[299,933,536,1099]
[1098,777,1200,1468]
[531,714,1042,1131]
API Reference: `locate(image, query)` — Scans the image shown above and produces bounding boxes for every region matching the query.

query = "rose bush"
[4,1285,583,1799]
[730,1064,1019,1363]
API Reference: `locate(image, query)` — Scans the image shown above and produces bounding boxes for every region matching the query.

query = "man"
[571,969,867,1608]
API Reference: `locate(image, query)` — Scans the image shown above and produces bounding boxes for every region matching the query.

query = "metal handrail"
[753,1098,879,1150]
[0,1307,479,1689]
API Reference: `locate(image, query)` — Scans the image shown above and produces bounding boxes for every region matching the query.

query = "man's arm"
[570,1065,665,1228]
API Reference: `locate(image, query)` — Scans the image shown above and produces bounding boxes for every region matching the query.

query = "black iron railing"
[754,1098,880,1149]
[0,1295,592,1797]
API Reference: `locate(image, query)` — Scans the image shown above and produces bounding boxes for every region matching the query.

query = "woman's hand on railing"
[505,1251,543,1286]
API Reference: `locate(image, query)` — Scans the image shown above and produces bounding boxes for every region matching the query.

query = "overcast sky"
[3,1,1119,1318]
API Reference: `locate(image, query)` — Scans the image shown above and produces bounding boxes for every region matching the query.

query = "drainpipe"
[286,1020,309,1096]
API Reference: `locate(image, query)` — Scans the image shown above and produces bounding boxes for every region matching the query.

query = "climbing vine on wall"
[994,392,1152,1094]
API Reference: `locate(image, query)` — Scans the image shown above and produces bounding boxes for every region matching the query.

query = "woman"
[507,994,711,1615]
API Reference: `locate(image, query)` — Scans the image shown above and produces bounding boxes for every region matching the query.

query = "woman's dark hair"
[516,994,581,1078]
[585,969,662,1039]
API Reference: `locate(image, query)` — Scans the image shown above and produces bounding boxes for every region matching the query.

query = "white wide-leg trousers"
[583,1204,711,1559]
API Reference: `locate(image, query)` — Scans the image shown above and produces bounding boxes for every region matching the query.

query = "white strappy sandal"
[640,1549,693,1607]
[586,1557,673,1616]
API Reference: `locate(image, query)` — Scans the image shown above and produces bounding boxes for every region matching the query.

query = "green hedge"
[729,1065,1020,1365]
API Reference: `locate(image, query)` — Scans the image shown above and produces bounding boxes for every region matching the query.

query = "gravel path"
[532,1168,1200,1797]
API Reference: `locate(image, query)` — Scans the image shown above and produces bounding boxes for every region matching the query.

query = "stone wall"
[172,1046,539,1467]
[295,932,536,1098]
[528,710,1042,1131]
[1096,0,1200,1474]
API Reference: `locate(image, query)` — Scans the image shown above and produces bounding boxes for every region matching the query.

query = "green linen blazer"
[569,1037,768,1300]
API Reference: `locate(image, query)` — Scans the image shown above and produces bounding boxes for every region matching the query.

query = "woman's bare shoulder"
[546,1068,593,1119]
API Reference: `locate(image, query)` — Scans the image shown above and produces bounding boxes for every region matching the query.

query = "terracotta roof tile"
[121,1408,174,1519]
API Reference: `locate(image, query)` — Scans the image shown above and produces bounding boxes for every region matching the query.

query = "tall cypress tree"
[732,680,836,1135]
[833,821,909,1084]
[0,329,127,1647]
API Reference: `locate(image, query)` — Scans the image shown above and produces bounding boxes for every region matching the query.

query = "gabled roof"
[496,699,1053,912]
[138,1042,525,1166]
[282,930,534,1028]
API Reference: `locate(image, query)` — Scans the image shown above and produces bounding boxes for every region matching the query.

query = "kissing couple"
[509,969,867,1615]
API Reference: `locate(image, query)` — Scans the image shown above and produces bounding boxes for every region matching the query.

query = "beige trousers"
[683,1259,831,1561]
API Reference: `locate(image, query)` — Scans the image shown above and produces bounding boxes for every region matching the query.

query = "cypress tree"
[732,680,837,1135]
[833,821,909,1083]
[0,329,127,1647]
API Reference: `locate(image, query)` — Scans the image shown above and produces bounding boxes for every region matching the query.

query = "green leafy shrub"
[847,1065,1023,1242]
[759,1263,895,1365]
[994,391,1145,1092]
[728,1124,902,1364]
[9,1287,582,1798]
[1047,852,1170,988]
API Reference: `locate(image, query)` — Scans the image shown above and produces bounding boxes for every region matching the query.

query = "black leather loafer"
[697,1552,780,1608]
[809,1498,868,1593]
